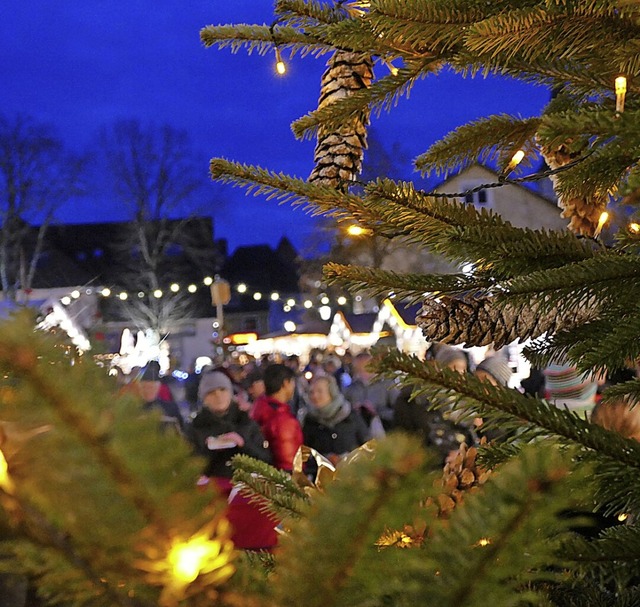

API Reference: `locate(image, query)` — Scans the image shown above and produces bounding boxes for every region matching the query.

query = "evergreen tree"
[3,2,640,606]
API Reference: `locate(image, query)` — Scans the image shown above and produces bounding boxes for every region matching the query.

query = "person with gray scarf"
[303,375,370,464]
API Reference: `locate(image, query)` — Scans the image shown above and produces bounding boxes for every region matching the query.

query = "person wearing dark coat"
[137,361,184,434]
[303,375,370,464]
[188,371,271,478]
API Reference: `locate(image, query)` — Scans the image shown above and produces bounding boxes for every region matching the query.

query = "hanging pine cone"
[416,294,597,348]
[426,442,491,519]
[308,51,373,190]
[540,142,606,237]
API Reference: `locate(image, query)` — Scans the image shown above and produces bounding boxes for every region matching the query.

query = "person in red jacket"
[251,364,303,472]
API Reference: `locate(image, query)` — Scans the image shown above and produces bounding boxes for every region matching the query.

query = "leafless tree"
[100,120,220,333]
[0,115,83,300]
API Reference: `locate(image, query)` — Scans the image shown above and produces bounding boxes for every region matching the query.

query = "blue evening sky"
[1,2,551,254]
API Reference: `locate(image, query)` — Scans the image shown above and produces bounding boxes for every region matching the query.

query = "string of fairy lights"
[54,277,352,314]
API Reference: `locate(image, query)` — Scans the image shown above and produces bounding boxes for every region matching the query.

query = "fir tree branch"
[291,58,440,141]
[372,350,640,472]
[415,114,541,177]
[199,24,332,57]
[231,455,309,521]
[424,445,589,606]
[600,379,640,406]
[322,263,482,301]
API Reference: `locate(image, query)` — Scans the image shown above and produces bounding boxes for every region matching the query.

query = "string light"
[284,321,296,332]
[506,149,525,171]
[615,76,627,113]
[629,223,640,233]
[188,284,197,293]
[287,298,296,307]
[304,300,313,309]
[337,296,347,306]
[60,296,72,306]
[346,224,372,237]
[237,283,247,293]
[101,288,111,297]
[170,283,180,293]
[71,290,80,299]
[0,448,14,494]
[275,47,286,75]
[618,513,629,522]
[119,292,128,301]
[203,276,213,286]
[153,289,163,299]
[594,211,609,238]
[321,296,330,305]
[253,292,262,301]
[270,292,279,301]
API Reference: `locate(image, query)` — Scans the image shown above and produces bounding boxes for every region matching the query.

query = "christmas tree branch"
[231,455,309,521]
[0,335,169,536]
[415,114,541,177]
[323,262,482,302]
[423,445,589,606]
[291,58,439,141]
[372,350,640,471]
[199,24,331,57]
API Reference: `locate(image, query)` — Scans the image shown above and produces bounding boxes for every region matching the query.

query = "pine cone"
[540,142,606,237]
[308,51,373,190]
[428,443,491,518]
[416,294,597,348]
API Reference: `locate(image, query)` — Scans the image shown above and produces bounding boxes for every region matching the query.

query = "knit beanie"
[198,371,233,401]
[544,364,597,415]
[434,345,467,368]
[476,356,512,387]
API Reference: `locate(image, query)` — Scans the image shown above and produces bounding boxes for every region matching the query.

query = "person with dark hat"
[137,361,184,434]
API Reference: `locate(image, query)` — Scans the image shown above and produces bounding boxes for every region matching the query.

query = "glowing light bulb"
[346,224,370,237]
[0,449,14,493]
[119,292,128,301]
[615,76,627,113]
[304,300,313,309]
[168,537,221,585]
[153,289,163,298]
[71,290,80,299]
[594,211,609,237]
[275,48,286,75]
[337,296,347,306]
[618,512,629,522]
[203,276,213,286]
[60,296,71,306]
[253,292,262,300]
[287,298,296,307]
[170,283,179,293]
[270,292,279,301]
[237,283,247,293]
[101,288,111,297]
[629,223,640,233]
[507,149,525,171]
[188,284,197,293]
[284,321,296,332]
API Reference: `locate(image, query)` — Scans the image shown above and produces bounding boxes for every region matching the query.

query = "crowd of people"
[125,344,640,549]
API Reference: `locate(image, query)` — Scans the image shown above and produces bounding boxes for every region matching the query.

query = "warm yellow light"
[337,296,347,306]
[60,296,71,306]
[286,298,296,307]
[101,288,111,297]
[170,283,180,293]
[304,300,313,309]
[321,296,330,305]
[0,449,14,494]
[346,224,371,237]
[168,540,212,584]
[119,292,128,301]
[71,290,81,299]
[153,289,163,298]
[618,512,629,522]
[508,149,525,170]
[203,276,213,286]
[594,211,609,237]
[270,292,279,301]
[187,284,197,293]
[475,537,491,547]
[275,48,286,75]
[616,76,627,113]
[237,283,247,293]
[284,321,296,332]
[629,223,640,233]
[253,292,262,301]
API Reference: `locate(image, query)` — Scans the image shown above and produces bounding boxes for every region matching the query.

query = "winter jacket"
[344,377,398,430]
[302,401,369,459]
[188,401,271,478]
[251,395,303,471]
[142,398,184,434]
